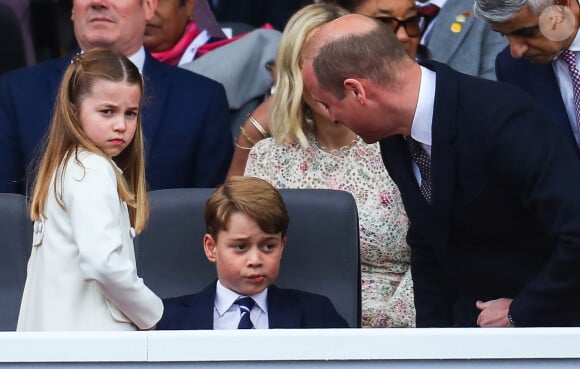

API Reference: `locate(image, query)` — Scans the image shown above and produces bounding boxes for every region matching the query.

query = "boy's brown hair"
[205,176,289,239]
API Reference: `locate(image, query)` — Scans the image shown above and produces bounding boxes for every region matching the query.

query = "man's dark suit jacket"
[380,61,580,327]
[0,52,233,193]
[157,282,349,329]
[495,46,577,148]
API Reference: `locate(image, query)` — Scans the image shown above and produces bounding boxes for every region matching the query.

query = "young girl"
[17,49,163,331]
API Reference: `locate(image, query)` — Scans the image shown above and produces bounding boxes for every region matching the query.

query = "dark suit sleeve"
[495,48,505,81]
[411,245,455,327]
[157,297,184,330]
[495,46,512,82]
[380,137,455,327]
[490,101,580,326]
[0,74,25,193]
[302,294,349,328]
[0,74,27,193]
[191,82,232,187]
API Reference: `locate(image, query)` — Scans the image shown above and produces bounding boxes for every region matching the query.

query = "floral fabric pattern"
[245,134,415,327]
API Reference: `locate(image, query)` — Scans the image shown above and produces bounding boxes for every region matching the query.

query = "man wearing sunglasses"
[375,12,428,60]
[417,0,505,80]
[476,0,580,150]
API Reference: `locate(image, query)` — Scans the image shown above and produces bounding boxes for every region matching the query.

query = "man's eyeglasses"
[375,15,426,38]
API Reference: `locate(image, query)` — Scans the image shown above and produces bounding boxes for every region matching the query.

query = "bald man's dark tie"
[405,136,432,204]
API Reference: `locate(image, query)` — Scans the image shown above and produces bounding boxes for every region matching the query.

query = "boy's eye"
[100,109,113,115]
[234,244,246,251]
[260,244,275,251]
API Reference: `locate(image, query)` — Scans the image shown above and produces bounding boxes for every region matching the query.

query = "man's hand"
[475,298,513,327]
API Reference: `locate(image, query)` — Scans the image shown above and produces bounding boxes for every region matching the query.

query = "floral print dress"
[245,133,415,327]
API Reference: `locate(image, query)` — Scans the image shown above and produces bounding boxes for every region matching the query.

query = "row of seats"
[0,188,361,330]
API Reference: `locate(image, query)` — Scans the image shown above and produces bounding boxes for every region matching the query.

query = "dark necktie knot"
[405,136,432,203]
[560,49,577,71]
[235,296,255,329]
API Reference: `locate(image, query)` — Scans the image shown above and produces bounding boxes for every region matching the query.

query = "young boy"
[157,176,348,329]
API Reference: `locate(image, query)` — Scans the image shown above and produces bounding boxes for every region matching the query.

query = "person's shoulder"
[162,292,202,307]
[1,57,67,81]
[144,55,224,89]
[270,285,332,305]
[233,28,282,46]
[162,282,216,307]
[252,137,278,152]
[495,45,528,69]
[269,285,348,327]
[72,150,112,167]
[433,59,523,93]
[64,150,116,181]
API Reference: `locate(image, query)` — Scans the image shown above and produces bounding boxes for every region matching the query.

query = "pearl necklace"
[315,135,360,154]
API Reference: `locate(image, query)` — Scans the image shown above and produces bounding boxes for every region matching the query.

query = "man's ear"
[203,233,217,263]
[344,78,366,105]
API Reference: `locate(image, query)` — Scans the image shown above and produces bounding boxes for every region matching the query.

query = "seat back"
[135,188,361,327]
[0,193,32,330]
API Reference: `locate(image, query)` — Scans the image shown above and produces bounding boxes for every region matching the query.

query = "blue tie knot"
[235,297,255,329]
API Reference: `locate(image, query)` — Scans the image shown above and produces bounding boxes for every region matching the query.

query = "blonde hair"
[270,3,349,147]
[205,176,289,240]
[30,49,150,233]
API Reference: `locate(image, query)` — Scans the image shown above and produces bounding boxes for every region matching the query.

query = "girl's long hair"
[30,49,149,233]
[270,3,349,147]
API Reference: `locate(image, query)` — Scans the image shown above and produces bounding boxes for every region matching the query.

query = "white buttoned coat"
[17,150,163,331]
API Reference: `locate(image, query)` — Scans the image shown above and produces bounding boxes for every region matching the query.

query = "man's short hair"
[311,20,409,98]
[474,0,554,23]
[205,176,289,239]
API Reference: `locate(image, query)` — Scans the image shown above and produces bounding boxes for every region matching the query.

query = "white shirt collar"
[214,280,269,316]
[79,46,146,74]
[127,46,146,74]
[417,0,447,8]
[410,66,436,147]
[566,30,580,53]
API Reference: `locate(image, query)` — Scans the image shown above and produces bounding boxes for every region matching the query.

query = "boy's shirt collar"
[214,280,269,316]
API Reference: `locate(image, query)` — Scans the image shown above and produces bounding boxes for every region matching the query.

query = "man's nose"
[508,37,528,59]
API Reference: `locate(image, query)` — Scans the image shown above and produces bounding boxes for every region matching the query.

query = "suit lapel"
[528,63,570,128]
[141,53,169,163]
[427,0,474,64]
[183,282,215,329]
[380,136,423,201]
[429,63,457,258]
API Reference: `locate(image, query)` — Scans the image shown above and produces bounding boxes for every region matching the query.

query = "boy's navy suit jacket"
[157,281,349,329]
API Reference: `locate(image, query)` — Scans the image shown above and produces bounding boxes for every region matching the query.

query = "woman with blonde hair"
[244,3,415,328]
[227,0,427,176]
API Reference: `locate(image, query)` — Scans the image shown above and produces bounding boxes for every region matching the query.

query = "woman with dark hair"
[330,0,429,60]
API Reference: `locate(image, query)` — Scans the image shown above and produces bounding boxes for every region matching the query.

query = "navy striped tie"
[235,297,255,329]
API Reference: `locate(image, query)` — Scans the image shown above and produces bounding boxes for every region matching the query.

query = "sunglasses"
[375,15,426,37]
